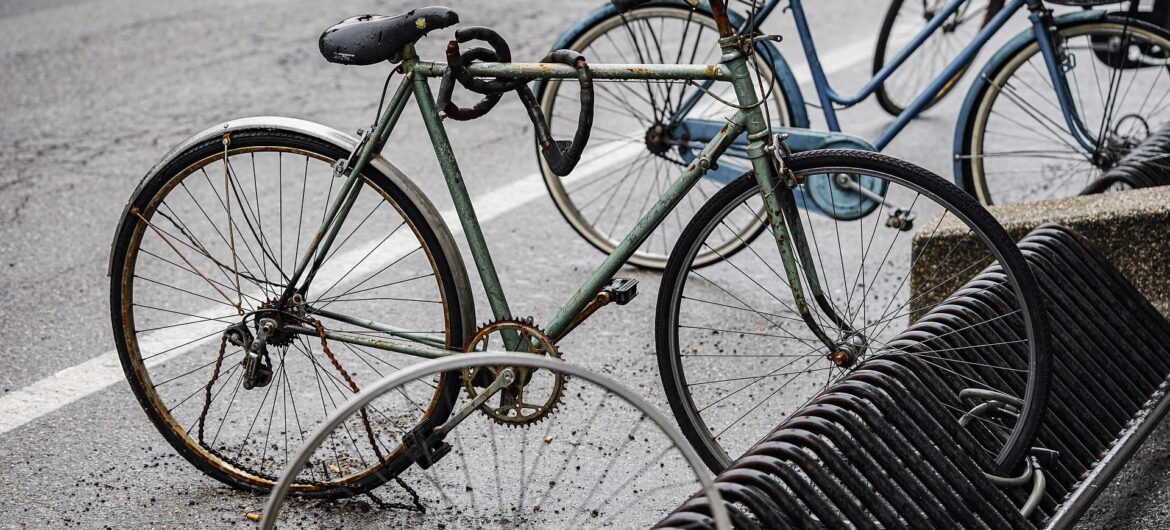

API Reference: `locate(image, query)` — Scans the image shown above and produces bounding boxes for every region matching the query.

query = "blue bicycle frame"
[673,0,1100,167]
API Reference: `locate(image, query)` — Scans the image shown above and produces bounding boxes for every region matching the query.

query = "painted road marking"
[0,142,644,436]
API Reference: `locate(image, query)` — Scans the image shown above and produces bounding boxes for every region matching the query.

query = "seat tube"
[718,31,838,349]
[410,67,518,343]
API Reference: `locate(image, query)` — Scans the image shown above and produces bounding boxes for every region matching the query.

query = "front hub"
[829,335,868,368]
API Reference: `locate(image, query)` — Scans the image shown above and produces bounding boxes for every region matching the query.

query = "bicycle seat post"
[708,0,737,38]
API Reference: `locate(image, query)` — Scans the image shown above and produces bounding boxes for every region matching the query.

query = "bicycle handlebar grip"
[524,49,593,177]
[438,46,503,121]
[450,27,526,94]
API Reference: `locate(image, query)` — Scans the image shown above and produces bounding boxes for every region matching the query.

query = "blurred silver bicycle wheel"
[261,353,731,529]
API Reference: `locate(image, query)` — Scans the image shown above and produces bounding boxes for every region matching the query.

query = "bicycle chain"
[191,318,428,510]
[196,334,229,445]
[308,319,426,510]
[310,318,385,464]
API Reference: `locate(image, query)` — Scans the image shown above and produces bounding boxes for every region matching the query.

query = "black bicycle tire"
[656,149,1051,474]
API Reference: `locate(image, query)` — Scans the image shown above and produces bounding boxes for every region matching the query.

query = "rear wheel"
[960,18,1170,204]
[539,5,790,270]
[109,128,470,497]
[657,150,1050,474]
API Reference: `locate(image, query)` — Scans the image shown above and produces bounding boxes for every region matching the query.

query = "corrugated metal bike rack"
[654,224,1170,529]
[1080,122,1170,193]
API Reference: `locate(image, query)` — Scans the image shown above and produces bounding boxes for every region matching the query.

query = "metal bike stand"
[655,224,1170,529]
[1043,379,1170,529]
[1080,122,1170,193]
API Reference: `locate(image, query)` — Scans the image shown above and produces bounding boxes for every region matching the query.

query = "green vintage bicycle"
[108,2,1049,497]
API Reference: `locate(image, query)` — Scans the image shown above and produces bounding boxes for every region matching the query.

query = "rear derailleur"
[224,320,274,390]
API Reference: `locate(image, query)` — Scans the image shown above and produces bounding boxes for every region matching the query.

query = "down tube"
[545,115,747,340]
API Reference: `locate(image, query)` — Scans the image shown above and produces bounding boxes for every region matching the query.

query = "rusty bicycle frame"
[280,0,841,357]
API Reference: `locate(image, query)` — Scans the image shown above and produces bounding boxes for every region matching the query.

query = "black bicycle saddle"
[319,7,459,66]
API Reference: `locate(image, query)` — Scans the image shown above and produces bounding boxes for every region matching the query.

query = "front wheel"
[958,16,1170,204]
[874,0,1004,116]
[657,150,1050,474]
[109,127,472,497]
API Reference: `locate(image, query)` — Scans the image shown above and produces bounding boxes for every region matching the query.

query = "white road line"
[0,143,644,436]
[0,43,873,437]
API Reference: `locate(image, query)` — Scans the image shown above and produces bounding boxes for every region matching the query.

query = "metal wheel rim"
[117,144,456,492]
[968,22,1170,205]
[539,6,785,269]
[666,164,1043,471]
[260,353,732,530]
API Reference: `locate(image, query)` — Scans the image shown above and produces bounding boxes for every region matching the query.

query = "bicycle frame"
[277,2,840,359]
[673,0,1101,156]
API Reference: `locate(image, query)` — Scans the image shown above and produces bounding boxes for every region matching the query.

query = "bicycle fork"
[719,34,857,364]
[751,137,857,361]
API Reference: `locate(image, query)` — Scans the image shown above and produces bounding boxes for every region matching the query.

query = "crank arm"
[434,367,516,435]
[834,173,903,212]
[833,174,917,231]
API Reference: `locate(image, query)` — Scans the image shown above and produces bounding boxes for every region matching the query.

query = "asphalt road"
[0,0,1167,528]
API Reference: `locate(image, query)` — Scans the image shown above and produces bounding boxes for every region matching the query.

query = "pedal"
[885,208,916,232]
[603,277,639,305]
[402,423,451,470]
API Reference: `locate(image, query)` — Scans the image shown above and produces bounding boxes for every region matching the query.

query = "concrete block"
[911,186,1170,318]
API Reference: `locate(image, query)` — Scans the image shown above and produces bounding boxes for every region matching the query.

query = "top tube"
[788,0,980,107]
[787,0,1029,133]
[412,60,735,82]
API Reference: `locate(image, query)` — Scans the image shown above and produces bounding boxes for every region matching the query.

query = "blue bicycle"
[538,0,1170,269]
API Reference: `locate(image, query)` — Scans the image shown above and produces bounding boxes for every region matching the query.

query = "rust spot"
[625,66,658,78]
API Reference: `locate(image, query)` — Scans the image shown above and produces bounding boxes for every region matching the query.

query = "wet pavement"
[0,0,1166,528]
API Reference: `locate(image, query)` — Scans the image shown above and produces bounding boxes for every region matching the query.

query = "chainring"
[461,318,566,427]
